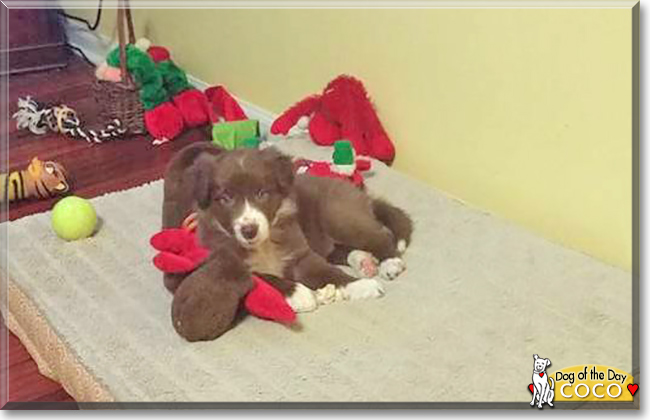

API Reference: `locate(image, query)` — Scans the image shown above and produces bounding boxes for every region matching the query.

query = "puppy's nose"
[240,224,259,240]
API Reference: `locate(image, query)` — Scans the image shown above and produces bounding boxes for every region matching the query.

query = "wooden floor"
[1,55,209,408]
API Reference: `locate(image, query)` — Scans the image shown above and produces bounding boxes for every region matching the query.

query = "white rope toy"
[12,96,128,144]
[13,96,50,135]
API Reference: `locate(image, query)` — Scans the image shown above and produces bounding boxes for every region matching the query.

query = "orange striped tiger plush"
[0,157,70,203]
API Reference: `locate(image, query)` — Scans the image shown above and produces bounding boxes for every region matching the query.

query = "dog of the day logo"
[528,356,637,406]
[551,365,636,402]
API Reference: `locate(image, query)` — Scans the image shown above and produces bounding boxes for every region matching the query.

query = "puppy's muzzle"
[240,223,259,241]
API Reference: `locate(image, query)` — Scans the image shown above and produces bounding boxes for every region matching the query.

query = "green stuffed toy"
[212,119,260,150]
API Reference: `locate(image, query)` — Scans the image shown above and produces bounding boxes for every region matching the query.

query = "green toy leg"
[212,120,260,150]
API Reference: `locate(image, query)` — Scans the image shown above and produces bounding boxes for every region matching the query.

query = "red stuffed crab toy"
[271,75,396,164]
[150,214,296,325]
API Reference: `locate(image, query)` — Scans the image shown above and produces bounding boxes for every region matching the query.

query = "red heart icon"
[627,384,639,396]
[539,373,544,377]
[528,384,534,393]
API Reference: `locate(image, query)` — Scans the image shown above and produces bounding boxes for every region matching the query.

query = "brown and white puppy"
[163,142,412,314]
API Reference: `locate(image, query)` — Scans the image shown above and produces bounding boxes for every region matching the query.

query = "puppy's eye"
[256,189,269,200]
[216,191,233,205]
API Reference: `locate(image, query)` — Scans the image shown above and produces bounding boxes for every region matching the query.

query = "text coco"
[558,383,623,399]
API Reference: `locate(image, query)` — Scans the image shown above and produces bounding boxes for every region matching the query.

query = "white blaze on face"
[233,200,270,247]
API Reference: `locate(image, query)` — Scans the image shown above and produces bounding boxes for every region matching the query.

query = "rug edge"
[6,279,115,403]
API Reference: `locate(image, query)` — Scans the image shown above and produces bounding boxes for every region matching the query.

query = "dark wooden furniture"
[1,8,70,75]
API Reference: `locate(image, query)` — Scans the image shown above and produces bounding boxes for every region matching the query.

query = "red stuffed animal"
[293,158,371,188]
[150,221,296,325]
[271,75,395,164]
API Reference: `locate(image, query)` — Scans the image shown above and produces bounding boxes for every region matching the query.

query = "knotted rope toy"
[12,96,128,144]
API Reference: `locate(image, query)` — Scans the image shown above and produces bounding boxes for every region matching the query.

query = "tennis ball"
[51,196,98,241]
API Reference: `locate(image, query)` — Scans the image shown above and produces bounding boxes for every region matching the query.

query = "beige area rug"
[1,138,631,403]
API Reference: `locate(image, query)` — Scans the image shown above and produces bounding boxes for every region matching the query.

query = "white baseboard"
[65,20,277,136]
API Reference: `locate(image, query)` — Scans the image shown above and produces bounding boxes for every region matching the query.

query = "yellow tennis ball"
[51,196,97,241]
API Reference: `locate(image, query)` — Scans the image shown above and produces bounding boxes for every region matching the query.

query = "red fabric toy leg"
[271,95,322,135]
[245,276,296,325]
[172,89,213,128]
[205,86,248,122]
[144,102,185,142]
[150,228,210,273]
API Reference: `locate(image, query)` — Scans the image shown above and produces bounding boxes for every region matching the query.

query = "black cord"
[60,0,103,31]
[58,1,103,66]
[66,43,97,67]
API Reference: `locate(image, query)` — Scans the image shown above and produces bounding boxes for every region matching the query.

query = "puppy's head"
[533,354,551,372]
[191,147,294,248]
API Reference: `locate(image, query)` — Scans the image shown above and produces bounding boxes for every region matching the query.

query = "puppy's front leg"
[291,251,385,300]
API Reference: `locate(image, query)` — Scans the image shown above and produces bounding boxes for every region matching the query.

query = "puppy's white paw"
[315,284,346,305]
[347,250,379,278]
[397,239,408,254]
[379,257,406,281]
[343,278,385,300]
[286,283,318,313]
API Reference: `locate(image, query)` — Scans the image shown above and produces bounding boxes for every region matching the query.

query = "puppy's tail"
[372,198,413,254]
[549,378,555,389]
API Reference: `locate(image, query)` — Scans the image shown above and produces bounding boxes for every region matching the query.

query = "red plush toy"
[293,158,371,188]
[205,85,249,122]
[146,44,213,136]
[150,225,296,325]
[271,75,396,164]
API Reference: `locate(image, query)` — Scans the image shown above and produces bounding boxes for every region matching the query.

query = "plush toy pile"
[96,40,211,143]
[95,44,397,164]
[95,39,252,145]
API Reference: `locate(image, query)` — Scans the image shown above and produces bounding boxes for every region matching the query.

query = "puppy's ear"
[545,359,551,367]
[533,354,539,360]
[188,153,218,209]
[262,148,294,192]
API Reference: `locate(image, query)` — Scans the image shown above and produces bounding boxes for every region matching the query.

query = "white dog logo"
[530,354,555,408]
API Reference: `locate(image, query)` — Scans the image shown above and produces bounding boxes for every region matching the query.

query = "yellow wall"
[70,7,633,270]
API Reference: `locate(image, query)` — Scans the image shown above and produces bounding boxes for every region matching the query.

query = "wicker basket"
[93,80,145,134]
[92,0,146,134]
